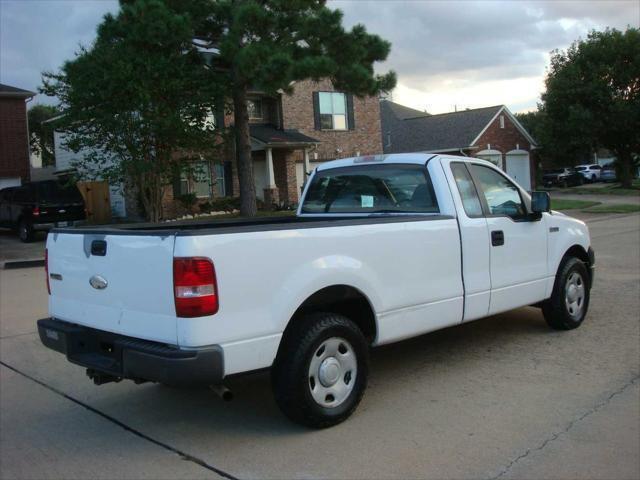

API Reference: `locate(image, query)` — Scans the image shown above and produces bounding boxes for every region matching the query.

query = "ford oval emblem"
[89,275,108,290]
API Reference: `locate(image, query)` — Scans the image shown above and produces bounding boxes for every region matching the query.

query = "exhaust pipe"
[209,384,233,401]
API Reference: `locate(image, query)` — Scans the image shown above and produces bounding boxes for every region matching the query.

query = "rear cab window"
[301,164,439,215]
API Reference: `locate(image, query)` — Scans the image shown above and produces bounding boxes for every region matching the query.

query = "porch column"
[303,148,311,176]
[266,147,276,188]
[263,147,279,207]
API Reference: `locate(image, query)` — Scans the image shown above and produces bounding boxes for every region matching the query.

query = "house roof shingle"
[0,83,36,99]
[250,124,319,146]
[381,101,504,153]
[380,100,429,121]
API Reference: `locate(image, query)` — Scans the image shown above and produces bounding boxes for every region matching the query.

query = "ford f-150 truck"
[38,153,595,428]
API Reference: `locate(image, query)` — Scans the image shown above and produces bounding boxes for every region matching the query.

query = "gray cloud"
[0,0,638,112]
[0,0,118,104]
[333,0,639,111]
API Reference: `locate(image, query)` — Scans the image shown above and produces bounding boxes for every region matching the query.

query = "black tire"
[542,256,590,330]
[18,219,34,243]
[271,312,369,428]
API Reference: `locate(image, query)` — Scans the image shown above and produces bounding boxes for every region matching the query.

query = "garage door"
[506,150,531,191]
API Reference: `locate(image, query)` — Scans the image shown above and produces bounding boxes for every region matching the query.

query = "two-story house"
[51,79,383,220]
[166,78,383,215]
[0,84,35,189]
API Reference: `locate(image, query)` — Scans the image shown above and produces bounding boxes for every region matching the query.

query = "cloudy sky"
[1,0,638,114]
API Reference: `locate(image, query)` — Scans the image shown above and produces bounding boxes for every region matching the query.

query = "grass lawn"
[583,204,640,214]
[551,199,601,210]
[554,182,640,196]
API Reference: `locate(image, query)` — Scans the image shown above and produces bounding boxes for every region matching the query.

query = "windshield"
[544,169,564,175]
[301,164,439,214]
[575,166,587,171]
[36,180,84,204]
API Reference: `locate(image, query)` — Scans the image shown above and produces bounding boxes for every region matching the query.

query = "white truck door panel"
[468,163,548,314]
[445,161,492,321]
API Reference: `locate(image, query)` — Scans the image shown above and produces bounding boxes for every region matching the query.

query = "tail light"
[45,248,51,295]
[173,257,218,317]
[33,206,40,217]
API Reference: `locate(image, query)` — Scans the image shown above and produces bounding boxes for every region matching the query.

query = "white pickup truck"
[38,153,595,427]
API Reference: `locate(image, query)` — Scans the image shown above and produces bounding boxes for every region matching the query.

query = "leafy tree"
[542,28,640,187]
[28,104,59,167]
[41,0,222,221]
[190,0,397,216]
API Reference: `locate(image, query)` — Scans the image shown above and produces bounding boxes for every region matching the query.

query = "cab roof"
[315,153,438,171]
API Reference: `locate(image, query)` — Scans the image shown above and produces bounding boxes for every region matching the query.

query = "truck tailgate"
[46,231,178,344]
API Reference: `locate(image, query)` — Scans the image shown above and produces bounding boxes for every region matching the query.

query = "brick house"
[51,79,382,219]
[165,78,383,216]
[0,84,35,189]
[381,100,538,190]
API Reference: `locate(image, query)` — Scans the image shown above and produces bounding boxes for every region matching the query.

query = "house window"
[499,115,505,129]
[319,92,348,130]
[213,163,225,197]
[176,160,212,198]
[247,99,263,120]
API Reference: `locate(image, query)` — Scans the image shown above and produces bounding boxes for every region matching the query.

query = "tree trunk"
[232,83,257,217]
[617,151,633,189]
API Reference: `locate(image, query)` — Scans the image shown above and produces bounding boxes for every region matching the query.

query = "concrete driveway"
[1,213,639,480]
[0,228,46,265]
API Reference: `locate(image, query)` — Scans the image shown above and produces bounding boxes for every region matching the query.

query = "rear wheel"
[18,219,34,243]
[542,257,590,330]
[271,312,369,428]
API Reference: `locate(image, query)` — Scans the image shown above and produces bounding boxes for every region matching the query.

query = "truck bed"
[51,213,454,236]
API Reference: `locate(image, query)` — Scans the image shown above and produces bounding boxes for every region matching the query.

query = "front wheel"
[271,312,369,428]
[542,257,590,330]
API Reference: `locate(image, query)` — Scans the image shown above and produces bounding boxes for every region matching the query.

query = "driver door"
[468,163,548,315]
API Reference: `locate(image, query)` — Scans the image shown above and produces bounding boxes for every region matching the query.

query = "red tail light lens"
[45,248,51,295]
[33,206,40,217]
[173,257,218,317]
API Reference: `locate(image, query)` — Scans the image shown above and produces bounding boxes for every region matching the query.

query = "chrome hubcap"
[308,337,357,408]
[565,272,585,319]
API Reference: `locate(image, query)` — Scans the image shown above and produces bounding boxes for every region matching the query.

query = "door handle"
[491,230,504,246]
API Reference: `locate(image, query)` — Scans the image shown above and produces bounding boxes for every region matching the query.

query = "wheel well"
[563,245,592,284]
[564,245,589,265]
[284,285,377,344]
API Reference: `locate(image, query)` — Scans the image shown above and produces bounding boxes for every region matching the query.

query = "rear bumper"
[37,318,224,385]
[33,220,83,231]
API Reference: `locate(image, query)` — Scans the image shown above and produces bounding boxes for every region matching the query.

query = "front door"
[468,163,548,315]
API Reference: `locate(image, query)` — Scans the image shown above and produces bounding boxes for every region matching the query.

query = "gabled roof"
[250,124,319,147]
[0,83,36,99]
[383,104,503,153]
[380,99,429,121]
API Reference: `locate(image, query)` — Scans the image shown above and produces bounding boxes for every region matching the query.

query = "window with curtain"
[213,163,225,197]
[319,92,348,130]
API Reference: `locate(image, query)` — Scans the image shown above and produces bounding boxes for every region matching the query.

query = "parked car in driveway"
[38,153,595,428]
[575,164,602,182]
[543,168,584,188]
[0,180,85,242]
[600,165,617,182]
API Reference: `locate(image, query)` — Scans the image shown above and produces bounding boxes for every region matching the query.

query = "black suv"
[0,180,86,242]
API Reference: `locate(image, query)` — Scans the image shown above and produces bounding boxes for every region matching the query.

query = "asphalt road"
[1,212,639,480]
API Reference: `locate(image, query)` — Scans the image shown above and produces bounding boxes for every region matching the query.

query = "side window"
[470,164,526,219]
[301,164,439,214]
[12,187,28,203]
[451,163,483,217]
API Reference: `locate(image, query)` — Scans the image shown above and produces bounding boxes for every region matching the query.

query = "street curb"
[2,259,45,270]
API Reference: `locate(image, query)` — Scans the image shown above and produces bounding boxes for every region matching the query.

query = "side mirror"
[531,191,551,214]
